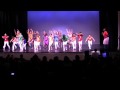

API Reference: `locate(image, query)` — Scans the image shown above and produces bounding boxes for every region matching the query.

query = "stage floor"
[0,44,101,53]
[0,44,101,61]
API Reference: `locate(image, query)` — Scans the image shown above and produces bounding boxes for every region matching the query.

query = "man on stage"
[102,28,109,50]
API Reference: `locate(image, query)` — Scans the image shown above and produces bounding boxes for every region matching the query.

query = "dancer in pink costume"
[43,31,49,48]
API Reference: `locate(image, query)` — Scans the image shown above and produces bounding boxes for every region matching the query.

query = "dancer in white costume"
[10,36,17,51]
[48,33,53,51]
[77,32,83,51]
[54,31,59,50]
[85,35,95,50]
[2,33,10,50]
[62,34,69,51]
[34,34,41,52]
[71,33,77,50]
[22,38,27,51]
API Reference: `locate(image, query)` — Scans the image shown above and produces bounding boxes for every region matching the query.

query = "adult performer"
[102,28,109,50]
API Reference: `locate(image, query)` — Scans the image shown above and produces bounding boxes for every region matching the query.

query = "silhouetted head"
[54,56,59,61]
[20,54,23,58]
[43,56,47,61]
[75,55,80,60]
[94,49,97,52]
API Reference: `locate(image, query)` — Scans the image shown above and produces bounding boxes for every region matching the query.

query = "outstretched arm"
[10,38,13,42]
[92,37,95,42]
[2,36,4,39]
[85,37,88,42]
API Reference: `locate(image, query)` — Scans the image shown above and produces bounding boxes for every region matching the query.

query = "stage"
[0,44,102,61]
[0,51,85,61]
[0,48,118,61]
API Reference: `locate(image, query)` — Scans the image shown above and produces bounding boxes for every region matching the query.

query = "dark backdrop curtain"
[100,11,118,51]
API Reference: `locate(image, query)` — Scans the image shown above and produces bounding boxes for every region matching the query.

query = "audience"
[0,50,120,83]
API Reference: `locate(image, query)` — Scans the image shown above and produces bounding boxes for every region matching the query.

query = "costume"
[43,34,48,48]
[11,37,17,51]
[34,35,40,52]
[62,34,69,51]
[78,33,83,51]
[54,35,59,50]
[48,35,53,51]
[103,31,109,44]
[71,34,76,50]
[86,35,95,50]
[2,34,10,50]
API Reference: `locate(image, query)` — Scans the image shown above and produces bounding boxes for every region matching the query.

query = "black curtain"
[100,11,118,51]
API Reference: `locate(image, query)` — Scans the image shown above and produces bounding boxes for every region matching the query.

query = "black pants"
[103,44,109,51]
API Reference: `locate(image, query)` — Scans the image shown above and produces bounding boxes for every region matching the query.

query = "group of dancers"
[1,28,109,52]
[2,29,26,52]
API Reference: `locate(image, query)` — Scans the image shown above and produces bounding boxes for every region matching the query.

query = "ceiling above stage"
[0,0,119,10]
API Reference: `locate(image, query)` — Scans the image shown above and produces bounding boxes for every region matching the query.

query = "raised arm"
[31,29,34,34]
[27,29,29,34]
[10,38,13,42]
[14,29,17,35]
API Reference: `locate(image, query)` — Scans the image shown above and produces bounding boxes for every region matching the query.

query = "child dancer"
[43,31,49,49]
[48,31,53,51]
[14,29,24,51]
[58,30,63,49]
[85,35,95,50]
[27,29,34,49]
[71,33,77,50]
[54,31,59,50]
[2,33,10,50]
[77,32,83,51]
[10,36,17,51]
[66,28,72,49]
[22,38,27,51]
[34,34,41,52]
[62,34,69,51]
